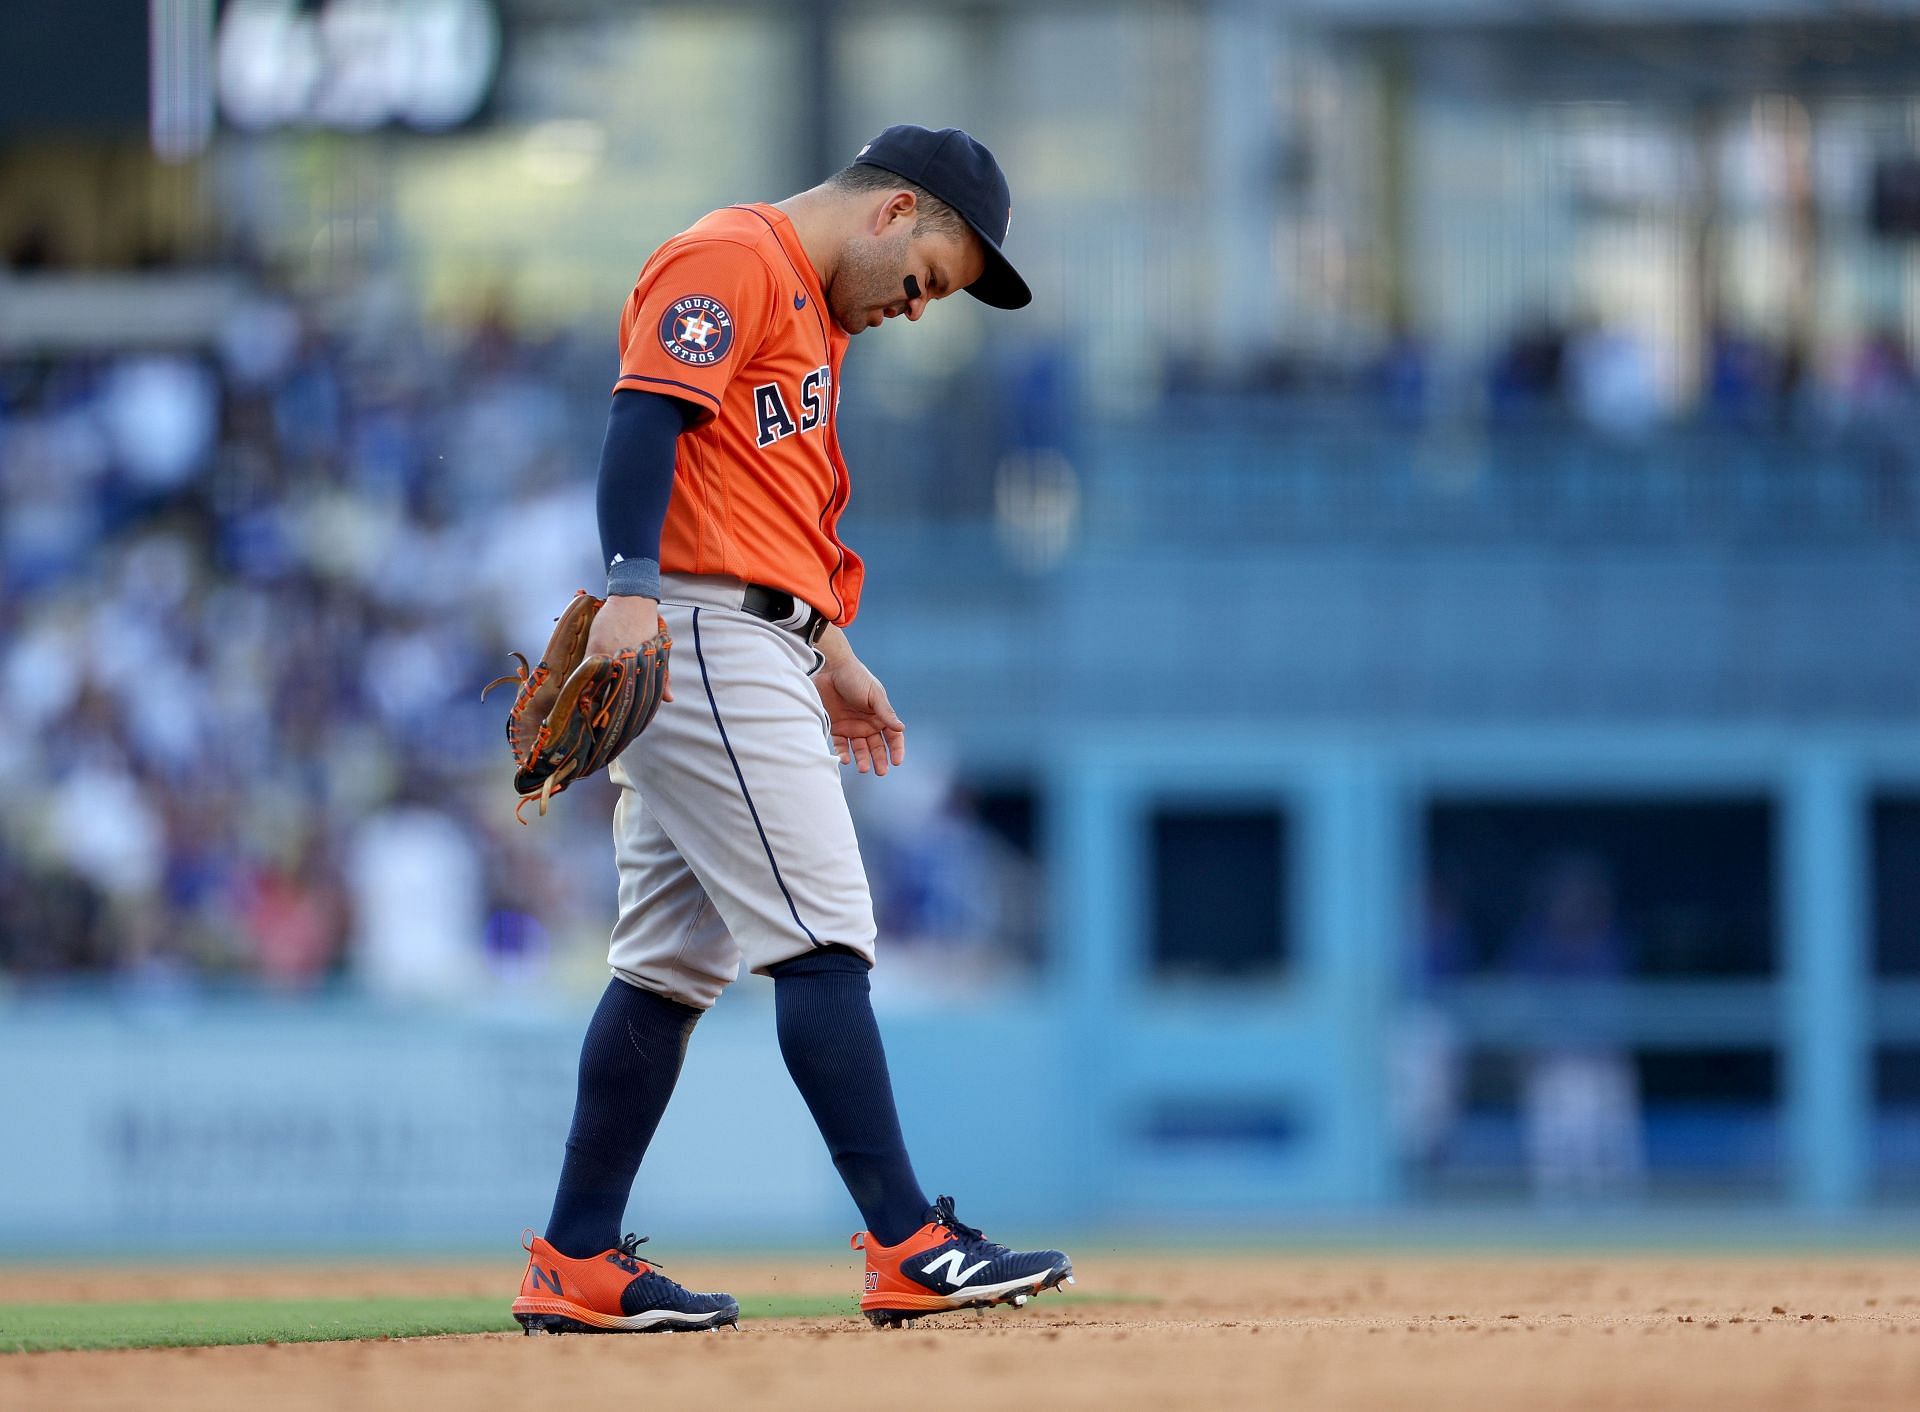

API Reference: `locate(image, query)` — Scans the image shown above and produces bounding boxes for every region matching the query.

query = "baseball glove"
[482,590,671,821]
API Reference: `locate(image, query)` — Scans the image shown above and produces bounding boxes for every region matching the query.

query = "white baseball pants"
[604,574,877,1008]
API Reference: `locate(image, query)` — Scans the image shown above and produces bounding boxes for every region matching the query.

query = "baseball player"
[510,126,1074,1333]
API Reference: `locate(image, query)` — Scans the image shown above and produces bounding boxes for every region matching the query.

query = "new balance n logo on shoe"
[919,1249,992,1288]
[529,1264,564,1295]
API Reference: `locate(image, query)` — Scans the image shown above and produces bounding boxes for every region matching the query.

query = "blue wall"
[0,988,1076,1253]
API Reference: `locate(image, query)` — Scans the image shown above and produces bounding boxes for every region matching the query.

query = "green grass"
[0,1293,859,1354]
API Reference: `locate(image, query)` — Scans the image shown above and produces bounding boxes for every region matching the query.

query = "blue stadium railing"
[842,396,1920,541]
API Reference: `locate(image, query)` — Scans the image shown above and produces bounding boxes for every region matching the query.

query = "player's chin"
[827,304,867,336]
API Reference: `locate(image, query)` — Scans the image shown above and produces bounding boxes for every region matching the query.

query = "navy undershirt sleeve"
[595,389,698,599]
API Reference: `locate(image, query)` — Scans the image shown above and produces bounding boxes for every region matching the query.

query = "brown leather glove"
[483,590,671,821]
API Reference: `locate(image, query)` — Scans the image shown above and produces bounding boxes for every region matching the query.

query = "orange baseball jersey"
[614,204,864,625]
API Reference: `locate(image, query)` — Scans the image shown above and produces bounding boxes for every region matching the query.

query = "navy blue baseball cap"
[852,124,1030,310]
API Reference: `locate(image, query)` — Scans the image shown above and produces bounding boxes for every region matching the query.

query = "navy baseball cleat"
[513,1232,739,1333]
[854,1195,1075,1327]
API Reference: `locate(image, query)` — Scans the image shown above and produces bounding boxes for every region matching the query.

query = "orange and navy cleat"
[855,1195,1075,1327]
[512,1231,739,1334]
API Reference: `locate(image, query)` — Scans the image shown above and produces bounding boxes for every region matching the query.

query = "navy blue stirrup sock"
[544,977,702,1260]
[768,947,931,1247]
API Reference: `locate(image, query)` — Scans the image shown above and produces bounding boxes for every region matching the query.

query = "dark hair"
[826,163,968,241]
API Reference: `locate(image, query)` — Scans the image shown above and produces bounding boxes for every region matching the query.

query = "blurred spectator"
[99,355,219,496]
[1506,855,1645,1203]
[237,837,350,989]
[1487,318,1568,422]
[46,748,164,903]
[1836,325,1916,426]
[1392,872,1472,1173]
[1566,319,1661,438]
[1368,319,1431,425]
[216,294,302,392]
[997,340,1074,455]
[1703,322,1781,427]
[348,778,485,998]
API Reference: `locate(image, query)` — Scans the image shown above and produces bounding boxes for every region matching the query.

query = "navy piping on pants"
[692,607,821,947]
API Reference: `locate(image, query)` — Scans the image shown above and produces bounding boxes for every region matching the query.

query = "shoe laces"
[608,1232,663,1275]
[928,1195,990,1247]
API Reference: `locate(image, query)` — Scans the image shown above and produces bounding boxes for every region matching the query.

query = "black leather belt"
[741,583,829,646]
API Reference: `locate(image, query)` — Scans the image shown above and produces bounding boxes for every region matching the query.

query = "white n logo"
[920,1249,991,1288]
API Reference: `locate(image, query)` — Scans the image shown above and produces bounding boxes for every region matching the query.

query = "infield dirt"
[8,1253,1920,1410]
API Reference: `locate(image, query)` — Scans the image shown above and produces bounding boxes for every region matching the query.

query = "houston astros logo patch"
[659,295,734,365]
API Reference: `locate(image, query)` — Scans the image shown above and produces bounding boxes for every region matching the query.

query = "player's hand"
[584,594,673,702]
[814,653,905,776]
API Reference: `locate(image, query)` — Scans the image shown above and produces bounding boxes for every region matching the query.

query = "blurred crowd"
[2,288,642,997]
[1165,317,1920,436]
[7,264,1895,999]
[0,282,1046,998]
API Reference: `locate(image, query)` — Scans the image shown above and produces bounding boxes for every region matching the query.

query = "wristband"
[606,555,663,601]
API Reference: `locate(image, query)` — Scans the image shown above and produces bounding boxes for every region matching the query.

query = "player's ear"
[876,190,916,235]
